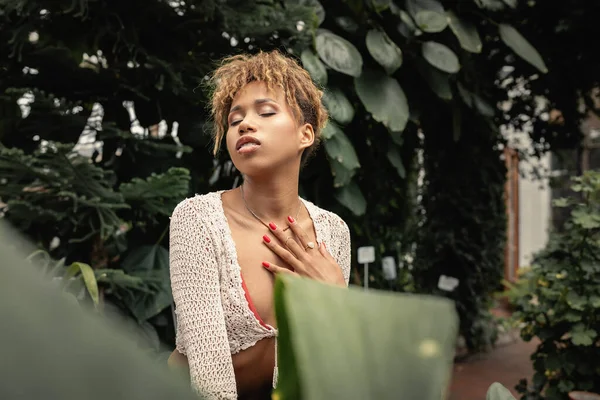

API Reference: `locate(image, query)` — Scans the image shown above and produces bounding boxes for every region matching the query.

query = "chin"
[231,154,292,178]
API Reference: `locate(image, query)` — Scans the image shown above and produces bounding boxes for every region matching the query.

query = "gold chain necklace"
[240,184,301,232]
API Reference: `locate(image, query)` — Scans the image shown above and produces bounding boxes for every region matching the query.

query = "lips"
[235,136,261,151]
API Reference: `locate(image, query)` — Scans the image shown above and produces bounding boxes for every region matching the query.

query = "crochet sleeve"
[330,215,352,285]
[169,198,237,399]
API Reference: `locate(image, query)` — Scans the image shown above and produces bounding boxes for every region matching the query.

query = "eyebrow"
[229,98,277,114]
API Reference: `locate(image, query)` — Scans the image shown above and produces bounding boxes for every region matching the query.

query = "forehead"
[230,81,285,108]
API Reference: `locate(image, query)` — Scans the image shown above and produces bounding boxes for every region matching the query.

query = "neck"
[240,172,300,223]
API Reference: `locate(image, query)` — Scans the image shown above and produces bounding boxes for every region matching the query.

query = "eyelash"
[230,112,276,126]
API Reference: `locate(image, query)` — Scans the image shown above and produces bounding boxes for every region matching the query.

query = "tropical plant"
[507,172,600,399]
[1,227,519,400]
[0,0,555,351]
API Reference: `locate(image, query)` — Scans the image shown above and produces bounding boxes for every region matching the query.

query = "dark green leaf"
[322,88,355,124]
[120,245,171,322]
[366,29,403,74]
[406,0,447,33]
[422,41,461,73]
[354,69,409,132]
[447,11,482,53]
[301,49,328,86]
[570,323,597,346]
[499,24,548,74]
[315,29,363,77]
[416,60,452,100]
[335,182,367,215]
[386,146,406,178]
[323,126,360,171]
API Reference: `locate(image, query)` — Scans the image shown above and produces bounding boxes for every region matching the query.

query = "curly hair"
[208,50,328,163]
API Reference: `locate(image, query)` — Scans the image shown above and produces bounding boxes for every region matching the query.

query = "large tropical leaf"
[499,24,548,73]
[386,146,407,179]
[422,41,460,73]
[365,29,403,75]
[335,181,367,216]
[301,49,328,86]
[447,11,482,53]
[406,0,447,33]
[272,274,459,399]
[323,126,360,171]
[120,245,172,322]
[416,60,452,100]
[354,69,409,132]
[315,29,363,77]
[322,87,354,125]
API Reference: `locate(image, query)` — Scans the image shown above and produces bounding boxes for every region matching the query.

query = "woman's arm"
[169,198,237,399]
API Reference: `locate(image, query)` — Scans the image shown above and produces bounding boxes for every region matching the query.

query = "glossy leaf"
[65,262,100,306]
[447,11,482,53]
[301,49,328,86]
[334,16,359,33]
[422,41,460,73]
[366,29,403,74]
[370,0,392,12]
[416,60,452,100]
[386,146,406,178]
[406,0,448,33]
[330,158,355,187]
[120,245,172,322]
[323,126,360,171]
[355,69,409,132]
[322,88,355,125]
[273,274,459,399]
[335,182,367,216]
[499,24,548,73]
[315,29,363,77]
[396,9,422,38]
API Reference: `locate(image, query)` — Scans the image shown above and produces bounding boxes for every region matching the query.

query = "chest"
[226,218,319,328]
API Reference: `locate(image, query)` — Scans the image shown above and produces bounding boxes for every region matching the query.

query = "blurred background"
[1,0,599,399]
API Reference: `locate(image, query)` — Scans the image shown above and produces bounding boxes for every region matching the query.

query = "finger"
[262,235,304,272]
[319,241,337,263]
[266,223,305,260]
[285,216,312,250]
[262,261,296,275]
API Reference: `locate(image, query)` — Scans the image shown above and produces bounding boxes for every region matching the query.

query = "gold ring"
[305,241,315,251]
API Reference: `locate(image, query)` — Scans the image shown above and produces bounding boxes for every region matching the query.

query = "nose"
[238,117,257,135]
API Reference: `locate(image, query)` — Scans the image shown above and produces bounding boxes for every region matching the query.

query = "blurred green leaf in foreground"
[0,221,198,400]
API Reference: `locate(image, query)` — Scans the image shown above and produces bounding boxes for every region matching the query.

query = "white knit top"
[169,191,351,399]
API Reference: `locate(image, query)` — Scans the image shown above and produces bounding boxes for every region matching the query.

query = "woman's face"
[225,81,313,175]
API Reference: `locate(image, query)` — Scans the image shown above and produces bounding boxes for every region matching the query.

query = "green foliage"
[0,0,558,353]
[273,273,516,400]
[273,273,459,400]
[509,172,600,399]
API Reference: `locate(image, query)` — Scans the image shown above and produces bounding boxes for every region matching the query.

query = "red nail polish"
[269,222,277,230]
[262,261,270,269]
[287,216,295,223]
[263,235,271,243]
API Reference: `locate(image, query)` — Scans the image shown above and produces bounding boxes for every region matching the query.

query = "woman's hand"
[261,216,346,287]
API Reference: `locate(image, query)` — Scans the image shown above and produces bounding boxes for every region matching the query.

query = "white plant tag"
[437,275,460,292]
[381,256,397,280]
[357,246,375,264]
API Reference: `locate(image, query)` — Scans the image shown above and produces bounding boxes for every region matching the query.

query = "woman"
[168,50,351,400]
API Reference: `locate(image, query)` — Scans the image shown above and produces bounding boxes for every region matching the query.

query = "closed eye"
[230,112,276,127]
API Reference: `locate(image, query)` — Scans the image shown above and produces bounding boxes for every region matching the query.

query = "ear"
[298,123,315,150]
